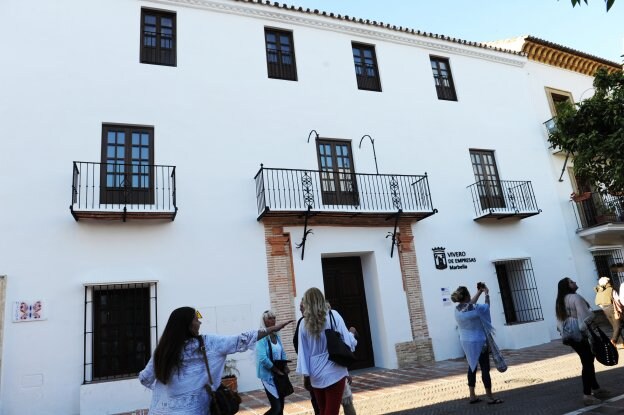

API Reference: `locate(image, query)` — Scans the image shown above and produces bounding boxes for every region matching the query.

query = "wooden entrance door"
[322,257,374,369]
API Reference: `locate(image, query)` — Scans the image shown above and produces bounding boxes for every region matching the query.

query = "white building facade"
[0,0,621,414]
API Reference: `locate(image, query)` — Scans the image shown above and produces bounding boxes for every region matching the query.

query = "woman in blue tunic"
[256,309,289,415]
[451,284,503,405]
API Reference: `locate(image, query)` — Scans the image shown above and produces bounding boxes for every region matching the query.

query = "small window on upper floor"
[430,56,457,101]
[544,87,573,116]
[352,42,381,92]
[141,8,176,66]
[264,28,297,81]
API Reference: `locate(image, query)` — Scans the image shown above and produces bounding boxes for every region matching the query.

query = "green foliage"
[568,0,615,11]
[548,68,624,194]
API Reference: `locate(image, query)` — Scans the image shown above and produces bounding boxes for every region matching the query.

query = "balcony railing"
[254,166,436,224]
[70,161,177,221]
[572,192,624,230]
[466,180,541,220]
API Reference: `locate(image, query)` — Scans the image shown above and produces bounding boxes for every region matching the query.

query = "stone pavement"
[237,340,624,415]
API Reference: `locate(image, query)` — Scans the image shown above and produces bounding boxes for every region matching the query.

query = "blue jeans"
[467,347,492,389]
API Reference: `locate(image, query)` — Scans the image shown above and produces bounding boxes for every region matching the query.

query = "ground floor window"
[83,281,158,383]
[494,258,543,324]
[591,248,624,290]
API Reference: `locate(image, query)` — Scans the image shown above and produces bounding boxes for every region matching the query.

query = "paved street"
[237,340,624,415]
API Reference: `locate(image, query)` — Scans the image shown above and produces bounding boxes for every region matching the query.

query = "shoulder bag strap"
[197,336,215,392]
[329,310,337,330]
[267,336,274,363]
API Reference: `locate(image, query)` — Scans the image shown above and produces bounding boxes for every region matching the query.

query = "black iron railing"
[71,161,177,216]
[254,166,435,217]
[572,192,624,230]
[467,180,540,217]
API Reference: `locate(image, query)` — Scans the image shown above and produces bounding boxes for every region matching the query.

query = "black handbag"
[325,311,356,368]
[198,336,242,415]
[588,324,619,366]
[267,339,294,398]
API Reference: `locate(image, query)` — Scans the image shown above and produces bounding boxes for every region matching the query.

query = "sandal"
[469,398,482,404]
[487,398,503,405]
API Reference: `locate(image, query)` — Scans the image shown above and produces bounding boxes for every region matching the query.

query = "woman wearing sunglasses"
[139,307,292,414]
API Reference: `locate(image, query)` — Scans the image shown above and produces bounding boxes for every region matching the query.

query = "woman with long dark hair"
[296,288,355,415]
[556,277,609,405]
[139,306,292,414]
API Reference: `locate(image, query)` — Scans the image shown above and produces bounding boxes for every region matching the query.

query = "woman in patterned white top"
[139,306,292,415]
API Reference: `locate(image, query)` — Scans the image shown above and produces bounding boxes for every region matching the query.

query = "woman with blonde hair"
[256,309,290,415]
[296,288,355,415]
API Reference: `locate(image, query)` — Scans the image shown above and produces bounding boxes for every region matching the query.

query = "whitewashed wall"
[0,0,611,413]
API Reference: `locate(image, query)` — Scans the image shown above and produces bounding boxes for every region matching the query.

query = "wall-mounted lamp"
[359,134,379,174]
[307,130,319,143]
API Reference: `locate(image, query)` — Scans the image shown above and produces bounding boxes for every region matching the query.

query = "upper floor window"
[430,56,457,101]
[141,8,176,66]
[101,124,155,205]
[265,28,297,81]
[352,42,381,92]
[83,282,158,383]
[544,87,573,116]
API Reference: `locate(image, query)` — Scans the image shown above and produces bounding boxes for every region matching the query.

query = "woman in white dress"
[296,288,355,415]
[139,306,292,414]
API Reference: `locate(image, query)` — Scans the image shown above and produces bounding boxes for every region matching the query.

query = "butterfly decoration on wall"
[14,300,44,322]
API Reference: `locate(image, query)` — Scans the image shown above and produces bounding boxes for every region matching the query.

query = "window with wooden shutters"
[265,28,297,81]
[316,139,359,206]
[352,43,381,92]
[141,9,176,66]
[470,149,504,210]
[430,56,457,101]
[100,124,155,205]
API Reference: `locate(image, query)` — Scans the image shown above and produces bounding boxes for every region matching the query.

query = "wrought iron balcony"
[572,192,624,232]
[70,161,177,221]
[467,180,541,220]
[254,166,436,225]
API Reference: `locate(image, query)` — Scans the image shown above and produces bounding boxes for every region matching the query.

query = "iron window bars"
[494,259,544,325]
[83,282,158,383]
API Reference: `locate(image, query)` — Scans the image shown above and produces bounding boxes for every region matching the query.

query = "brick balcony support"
[395,222,434,367]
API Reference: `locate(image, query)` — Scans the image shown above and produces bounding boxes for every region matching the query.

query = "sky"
[288,0,623,63]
